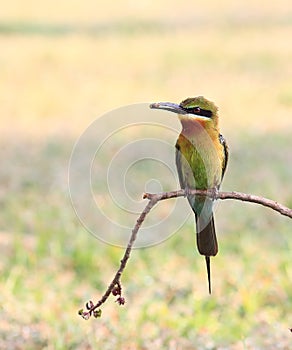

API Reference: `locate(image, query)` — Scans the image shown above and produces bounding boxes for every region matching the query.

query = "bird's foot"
[184,186,192,197]
[209,187,219,201]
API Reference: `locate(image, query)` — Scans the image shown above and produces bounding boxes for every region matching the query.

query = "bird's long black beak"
[150,102,187,114]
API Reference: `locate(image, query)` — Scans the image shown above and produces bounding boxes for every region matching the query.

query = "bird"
[150,96,228,293]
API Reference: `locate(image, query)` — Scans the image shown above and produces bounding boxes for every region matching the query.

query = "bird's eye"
[184,106,212,118]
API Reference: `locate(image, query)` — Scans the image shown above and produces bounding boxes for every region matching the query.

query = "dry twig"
[78,189,291,319]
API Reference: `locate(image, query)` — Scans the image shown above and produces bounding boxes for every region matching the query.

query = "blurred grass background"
[0,0,292,349]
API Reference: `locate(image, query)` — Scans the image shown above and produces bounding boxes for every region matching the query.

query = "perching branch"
[144,189,292,219]
[78,197,160,319]
[78,189,291,319]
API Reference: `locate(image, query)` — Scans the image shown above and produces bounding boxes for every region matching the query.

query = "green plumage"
[150,96,228,293]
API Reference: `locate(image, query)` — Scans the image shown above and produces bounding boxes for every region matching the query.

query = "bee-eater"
[150,96,228,293]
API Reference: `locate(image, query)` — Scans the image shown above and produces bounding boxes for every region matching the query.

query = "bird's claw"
[184,186,191,197]
[210,187,219,201]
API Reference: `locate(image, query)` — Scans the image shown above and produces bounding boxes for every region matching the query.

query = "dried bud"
[93,309,102,318]
[82,312,91,320]
[116,296,125,305]
[86,300,94,310]
[112,284,121,296]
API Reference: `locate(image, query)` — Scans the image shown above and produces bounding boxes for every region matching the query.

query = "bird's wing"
[175,142,185,189]
[219,133,229,180]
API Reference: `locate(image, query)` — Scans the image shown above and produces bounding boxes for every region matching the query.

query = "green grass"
[0,132,291,349]
[1,1,292,347]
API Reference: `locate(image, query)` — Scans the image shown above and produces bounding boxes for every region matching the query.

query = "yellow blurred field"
[1,0,292,135]
[0,1,291,349]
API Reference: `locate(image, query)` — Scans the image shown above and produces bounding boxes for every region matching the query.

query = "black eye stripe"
[180,106,213,118]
